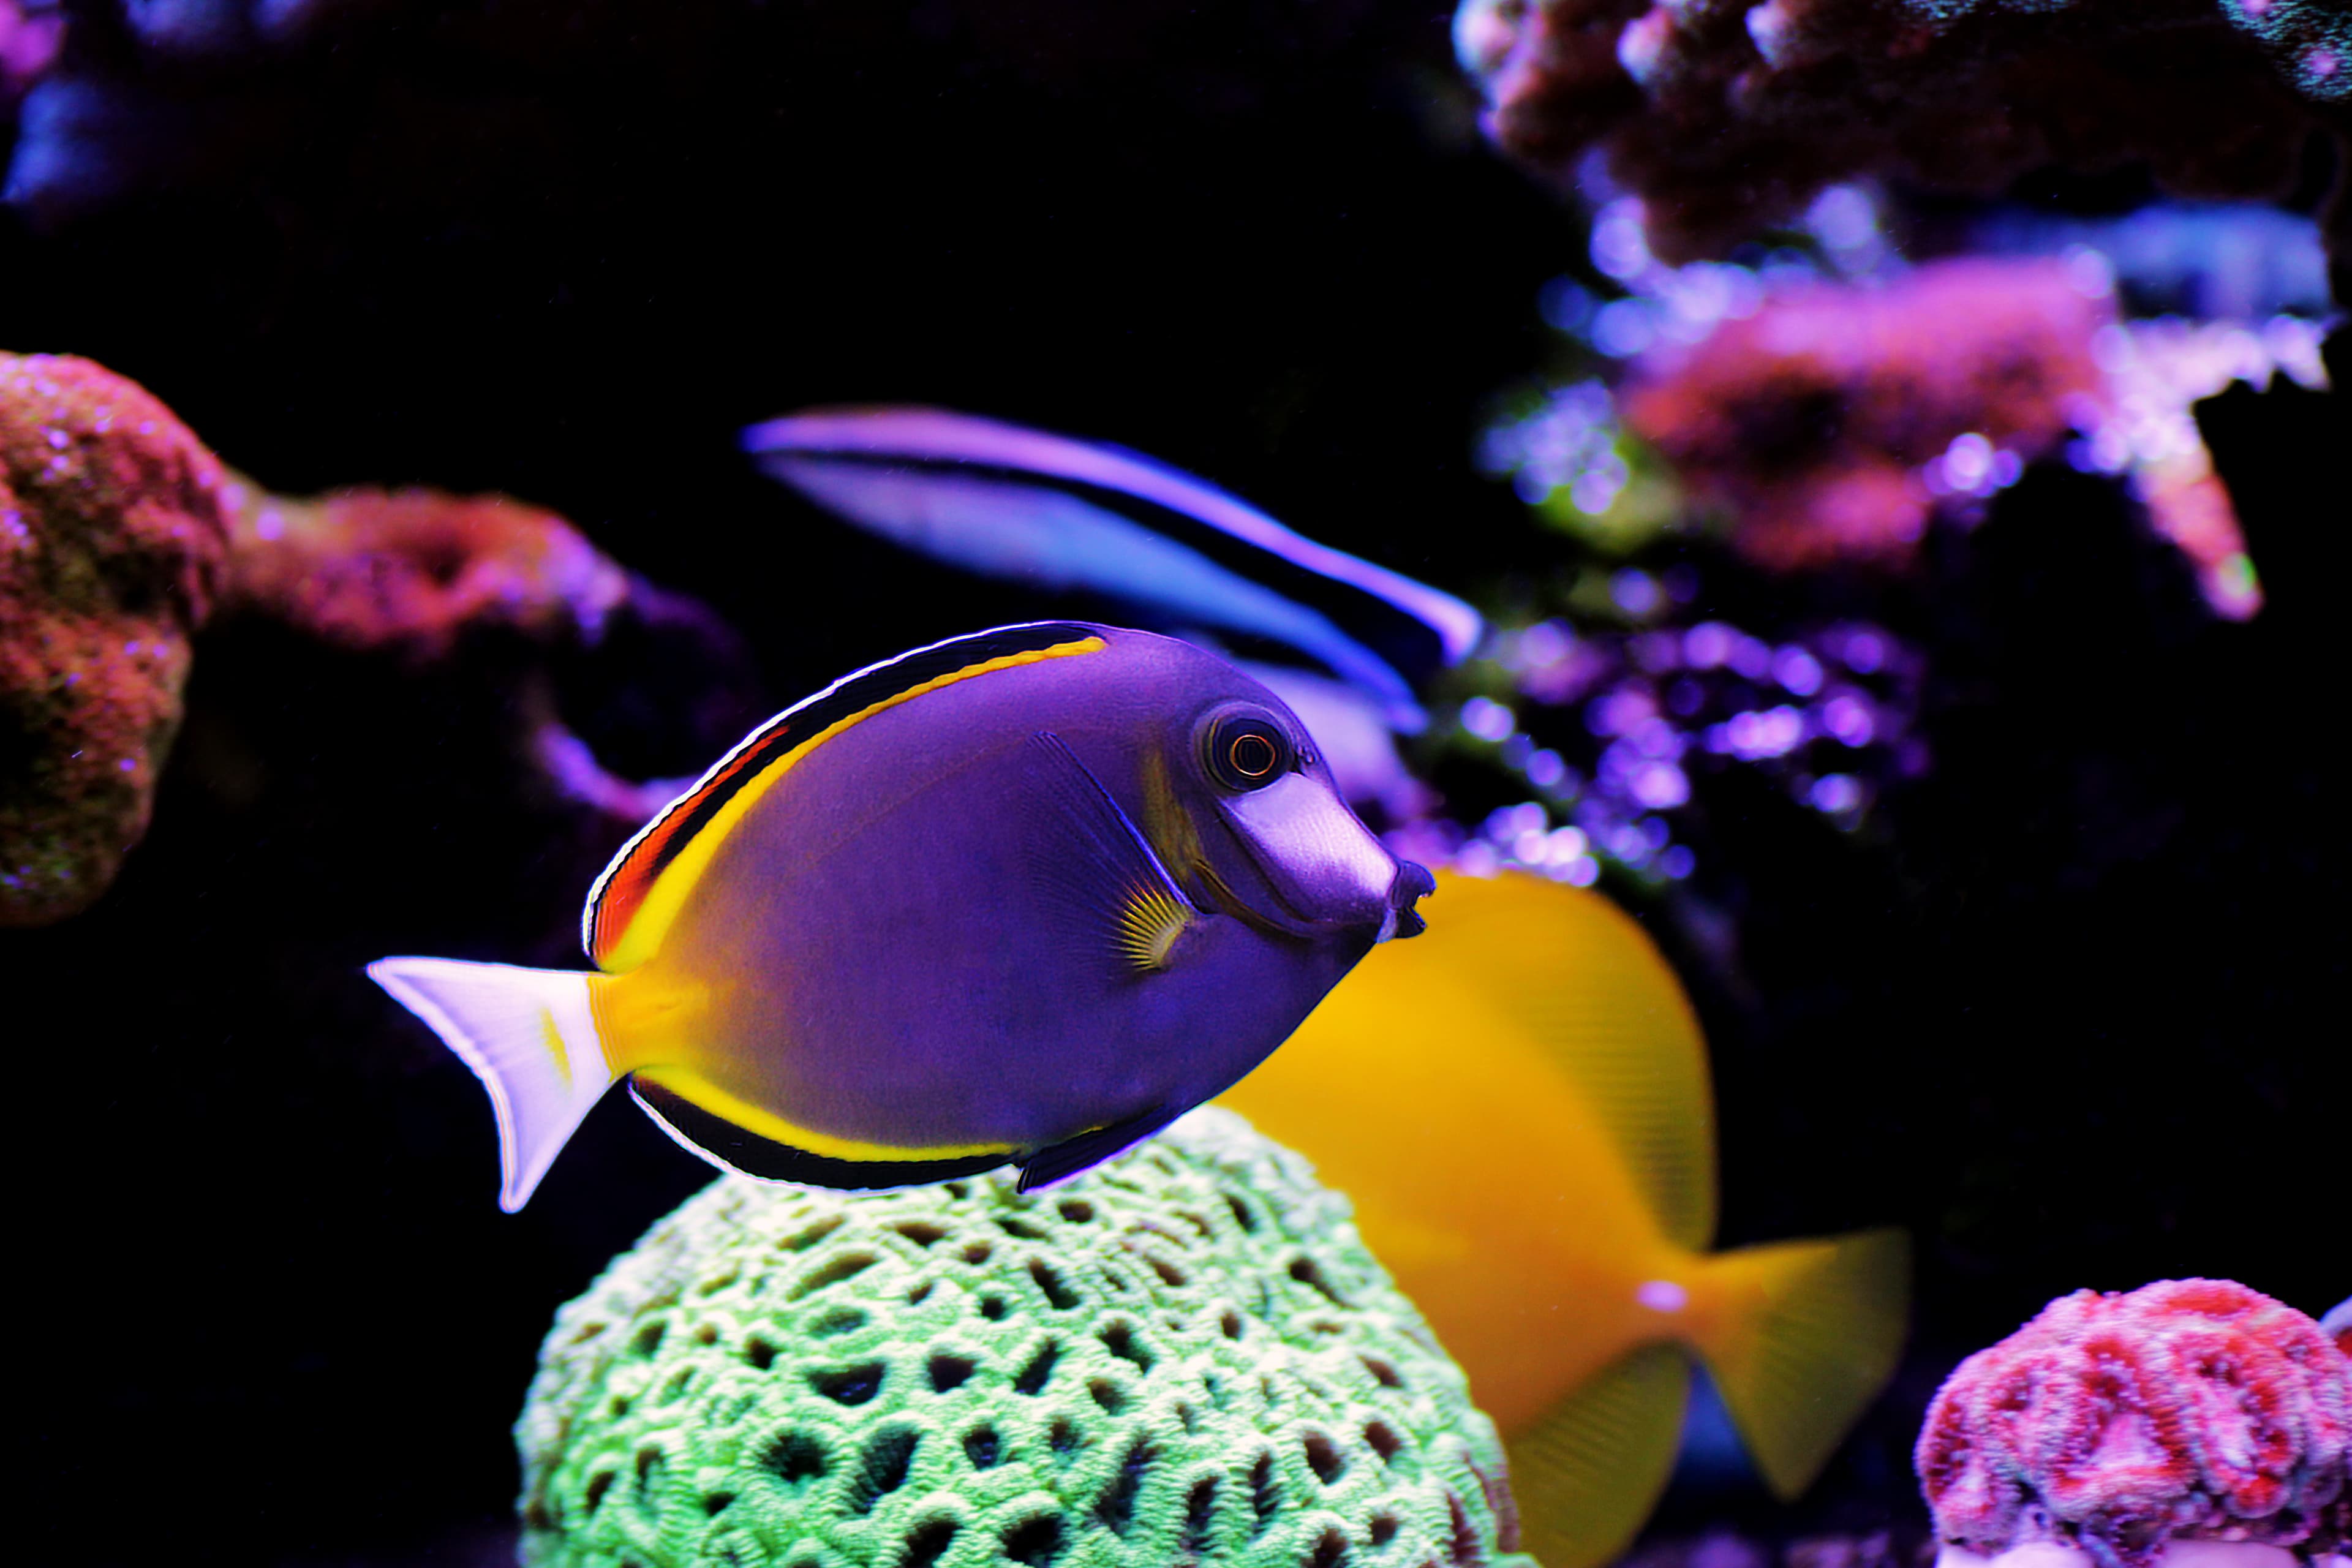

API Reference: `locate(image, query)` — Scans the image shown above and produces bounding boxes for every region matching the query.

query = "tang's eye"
[1205,714,1292,791]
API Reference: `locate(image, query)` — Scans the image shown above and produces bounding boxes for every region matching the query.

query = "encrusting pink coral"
[1619,260,2112,573]
[217,478,630,658]
[214,478,733,821]
[1916,1280,2351,1568]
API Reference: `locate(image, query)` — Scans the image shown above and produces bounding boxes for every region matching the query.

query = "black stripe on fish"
[760,448,1458,688]
[630,1080,1017,1189]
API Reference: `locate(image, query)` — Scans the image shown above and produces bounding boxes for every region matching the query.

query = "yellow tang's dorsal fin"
[580,622,1108,973]
[1423,870,1717,1249]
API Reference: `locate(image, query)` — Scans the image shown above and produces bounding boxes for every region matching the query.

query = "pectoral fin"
[1017,1102,1188,1191]
[1022,731,1198,974]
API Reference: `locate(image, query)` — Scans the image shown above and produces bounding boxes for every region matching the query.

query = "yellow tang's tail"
[1506,1228,1909,1568]
[1686,1226,1912,1500]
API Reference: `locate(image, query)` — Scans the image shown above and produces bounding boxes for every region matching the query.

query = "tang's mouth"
[1215,771,1412,941]
[1382,860,1436,941]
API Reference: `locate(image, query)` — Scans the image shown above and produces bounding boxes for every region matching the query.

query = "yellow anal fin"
[1507,1341,1691,1568]
[1689,1226,1911,1500]
[631,1069,1016,1189]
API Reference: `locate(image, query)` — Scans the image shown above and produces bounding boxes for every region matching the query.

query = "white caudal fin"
[366,957,615,1212]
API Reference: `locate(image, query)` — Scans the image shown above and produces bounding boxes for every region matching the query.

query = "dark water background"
[3,3,2342,1562]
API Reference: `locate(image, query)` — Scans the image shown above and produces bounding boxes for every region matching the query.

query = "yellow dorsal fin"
[1425,870,1717,1248]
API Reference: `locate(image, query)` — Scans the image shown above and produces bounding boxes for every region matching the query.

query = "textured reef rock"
[1,349,749,924]
[219,480,633,659]
[1916,1280,2351,1568]
[1618,259,2110,574]
[1453,0,2352,271]
[0,352,228,925]
[214,475,739,822]
[519,1108,1532,1568]
[214,477,741,823]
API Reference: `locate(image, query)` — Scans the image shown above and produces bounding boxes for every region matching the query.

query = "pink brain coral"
[1917,1281,2351,1568]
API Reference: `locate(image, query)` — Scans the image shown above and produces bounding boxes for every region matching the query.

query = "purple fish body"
[369,621,1432,1208]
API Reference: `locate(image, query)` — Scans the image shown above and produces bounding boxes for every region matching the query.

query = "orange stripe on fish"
[582,623,1107,971]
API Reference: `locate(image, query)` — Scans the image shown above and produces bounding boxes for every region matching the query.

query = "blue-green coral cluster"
[519,1109,1532,1568]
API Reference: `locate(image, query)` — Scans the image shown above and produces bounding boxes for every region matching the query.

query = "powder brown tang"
[369,622,1433,1209]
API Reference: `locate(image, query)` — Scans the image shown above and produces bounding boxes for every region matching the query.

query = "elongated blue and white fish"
[370,621,1434,1210]
[741,406,1482,731]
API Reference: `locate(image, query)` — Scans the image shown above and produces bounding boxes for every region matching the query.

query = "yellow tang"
[1219,869,1909,1568]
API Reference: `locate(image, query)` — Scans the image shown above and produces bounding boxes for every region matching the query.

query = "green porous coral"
[519,1109,1532,1568]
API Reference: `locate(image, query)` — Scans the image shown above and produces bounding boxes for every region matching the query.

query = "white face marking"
[1222,770,1398,936]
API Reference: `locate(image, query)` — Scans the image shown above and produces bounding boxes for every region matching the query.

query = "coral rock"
[216,475,749,824]
[1620,260,2109,573]
[1915,1280,2352,1568]
[519,1107,1532,1568]
[220,478,630,659]
[1455,0,2352,267]
[2,342,750,922]
[1,352,228,925]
